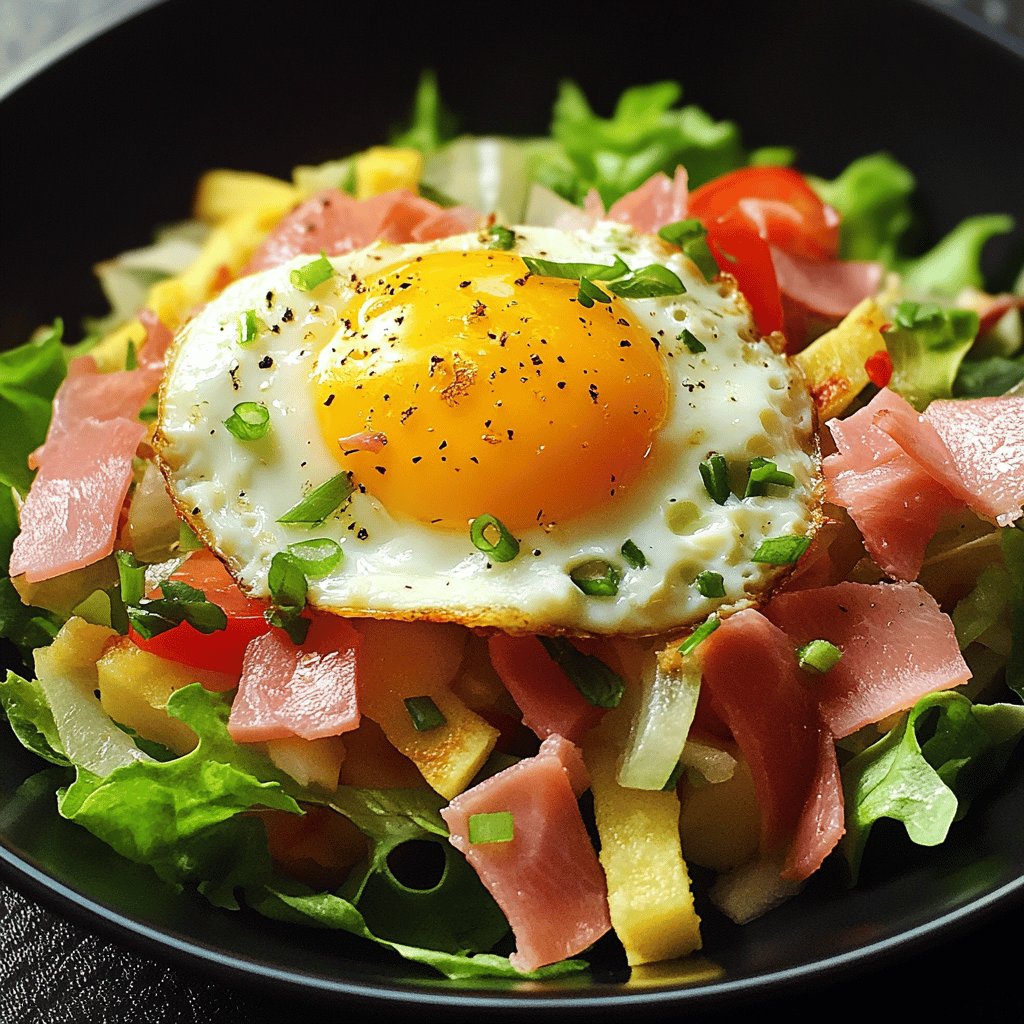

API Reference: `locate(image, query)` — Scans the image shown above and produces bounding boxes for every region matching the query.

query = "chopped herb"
[487,225,517,250]
[699,453,731,505]
[287,538,344,578]
[569,559,621,597]
[177,520,204,553]
[657,219,707,247]
[522,254,629,282]
[469,513,520,562]
[278,472,355,526]
[678,614,720,656]
[662,761,687,792]
[797,639,843,674]
[115,550,145,607]
[266,550,311,645]
[404,695,447,732]
[538,636,625,708]
[224,401,270,441]
[577,276,611,308]
[752,534,812,564]
[694,570,725,598]
[238,308,260,345]
[620,538,647,569]
[658,219,719,280]
[744,457,796,497]
[289,251,334,292]
[607,264,686,299]
[125,340,138,371]
[678,328,705,353]
[468,811,514,845]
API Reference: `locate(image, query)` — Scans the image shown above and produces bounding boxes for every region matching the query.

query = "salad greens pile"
[0,74,1022,978]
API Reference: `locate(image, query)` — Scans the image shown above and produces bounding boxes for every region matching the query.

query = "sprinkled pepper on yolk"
[314,250,669,532]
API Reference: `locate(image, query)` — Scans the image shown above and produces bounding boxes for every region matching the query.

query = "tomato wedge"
[688,166,839,261]
[128,548,270,678]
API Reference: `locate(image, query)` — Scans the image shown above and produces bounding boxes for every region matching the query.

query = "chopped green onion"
[125,340,138,371]
[538,636,625,708]
[224,401,270,441]
[487,225,517,251]
[115,550,145,607]
[577,275,611,308]
[694,570,725,598]
[699,453,731,506]
[139,394,159,422]
[468,811,515,845]
[569,559,621,597]
[469,513,520,562]
[657,219,718,281]
[662,761,687,792]
[238,308,260,345]
[287,538,344,578]
[607,264,686,299]
[289,251,334,292]
[522,254,629,282]
[620,539,647,569]
[682,236,719,281]
[678,615,720,657]
[125,575,228,640]
[278,472,355,526]
[657,219,706,247]
[752,534,812,565]
[797,639,843,674]
[744,457,796,498]
[178,520,204,552]
[678,329,705,354]
[266,550,311,645]
[404,695,447,732]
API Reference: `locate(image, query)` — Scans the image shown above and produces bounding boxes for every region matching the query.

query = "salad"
[1,74,1023,979]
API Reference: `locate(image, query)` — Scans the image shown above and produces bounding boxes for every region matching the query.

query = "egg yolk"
[314,249,669,532]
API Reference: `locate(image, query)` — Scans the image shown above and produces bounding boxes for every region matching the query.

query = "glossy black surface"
[1,0,1024,1016]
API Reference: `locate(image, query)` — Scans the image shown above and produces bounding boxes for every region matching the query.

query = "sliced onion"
[128,461,183,562]
[709,853,802,925]
[680,739,737,785]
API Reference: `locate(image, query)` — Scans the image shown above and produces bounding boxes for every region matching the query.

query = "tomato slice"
[704,210,785,336]
[688,166,839,261]
[129,548,270,678]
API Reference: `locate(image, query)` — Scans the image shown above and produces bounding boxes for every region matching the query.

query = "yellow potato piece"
[96,638,235,755]
[584,698,702,966]
[794,298,888,422]
[193,170,299,224]
[354,146,423,199]
[679,756,760,872]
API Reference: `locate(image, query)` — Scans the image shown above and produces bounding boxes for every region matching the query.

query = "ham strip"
[771,247,883,320]
[606,167,689,234]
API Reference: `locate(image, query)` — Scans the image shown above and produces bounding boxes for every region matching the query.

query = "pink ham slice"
[243,188,479,274]
[764,580,970,739]
[228,614,361,742]
[441,734,611,972]
[823,389,965,581]
[876,394,1024,528]
[605,166,689,234]
[136,308,174,370]
[700,609,843,881]
[770,247,883,320]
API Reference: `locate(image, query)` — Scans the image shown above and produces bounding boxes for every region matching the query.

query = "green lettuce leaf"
[812,153,915,264]
[841,690,1024,881]
[390,70,459,154]
[901,214,1015,298]
[1002,527,1024,699]
[0,669,69,766]
[0,578,62,664]
[537,80,744,206]
[250,879,586,981]
[954,354,1024,397]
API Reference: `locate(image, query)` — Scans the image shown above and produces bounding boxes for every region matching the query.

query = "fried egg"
[155,222,820,635]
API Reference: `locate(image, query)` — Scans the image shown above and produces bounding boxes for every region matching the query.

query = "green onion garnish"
[657,219,719,281]
[487,225,517,251]
[694,570,725,598]
[178,520,204,552]
[120,564,228,640]
[796,639,843,674]
[744,457,796,498]
[538,636,625,708]
[287,538,344,578]
[115,550,145,607]
[289,251,334,292]
[266,550,311,645]
[657,219,707,247]
[678,614,720,657]
[683,236,719,281]
[125,340,138,371]
[224,401,271,441]
[699,453,731,506]
[522,254,629,282]
[404,695,447,732]
[238,308,260,345]
[678,329,705,353]
[469,514,520,562]
[278,472,355,526]
[607,264,686,299]
[569,559,621,597]
[468,811,515,845]
[752,534,812,565]
[620,539,647,569]
[577,275,611,308]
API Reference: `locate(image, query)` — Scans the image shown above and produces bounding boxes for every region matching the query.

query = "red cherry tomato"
[129,548,270,678]
[688,166,839,261]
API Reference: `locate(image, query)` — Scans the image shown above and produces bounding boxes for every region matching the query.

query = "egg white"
[155,222,821,635]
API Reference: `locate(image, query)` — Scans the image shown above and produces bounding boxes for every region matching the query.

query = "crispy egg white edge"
[154,222,822,637]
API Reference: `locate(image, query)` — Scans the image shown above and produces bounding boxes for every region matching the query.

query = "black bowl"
[2,0,1024,1018]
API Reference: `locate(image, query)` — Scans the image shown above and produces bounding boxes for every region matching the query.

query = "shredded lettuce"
[841,691,1024,881]
[0,669,68,767]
